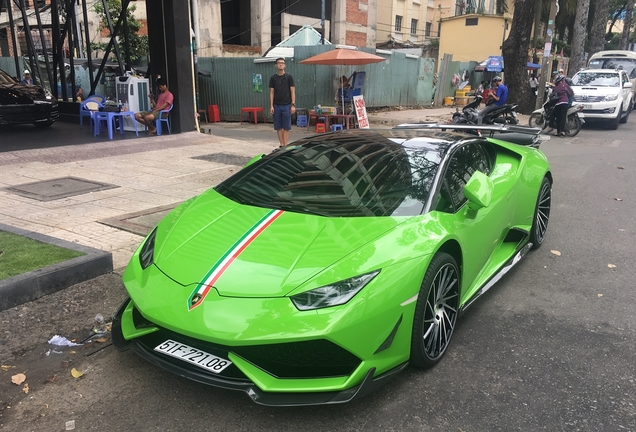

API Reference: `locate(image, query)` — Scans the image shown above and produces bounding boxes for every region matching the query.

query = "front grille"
[234,340,361,378]
[132,305,361,380]
[573,95,605,103]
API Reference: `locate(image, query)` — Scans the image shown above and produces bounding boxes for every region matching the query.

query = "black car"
[0,68,58,127]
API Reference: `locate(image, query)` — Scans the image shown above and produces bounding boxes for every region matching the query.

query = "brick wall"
[346,31,368,47]
[347,0,368,26]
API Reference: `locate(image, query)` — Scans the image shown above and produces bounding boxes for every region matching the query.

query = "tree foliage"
[91,0,149,63]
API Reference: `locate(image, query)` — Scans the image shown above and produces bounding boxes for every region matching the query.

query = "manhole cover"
[192,152,253,166]
[4,177,119,201]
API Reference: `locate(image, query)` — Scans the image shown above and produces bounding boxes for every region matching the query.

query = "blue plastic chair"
[155,104,173,136]
[296,115,308,127]
[79,96,105,127]
[331,124,343,131]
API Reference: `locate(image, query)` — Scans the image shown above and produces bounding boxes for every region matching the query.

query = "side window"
[440,143,491,212]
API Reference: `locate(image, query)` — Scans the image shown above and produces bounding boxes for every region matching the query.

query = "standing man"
[135,77,174,136]
[477,76,508,124]
[529,74,539,97]
[269,58,296,147]
[20,70,33,85]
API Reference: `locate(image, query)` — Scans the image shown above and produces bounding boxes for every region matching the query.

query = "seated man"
[477,76,508,124]
[135,78,174,136]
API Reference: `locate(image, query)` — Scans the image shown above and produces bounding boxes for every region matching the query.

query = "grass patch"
[0,231,85,280]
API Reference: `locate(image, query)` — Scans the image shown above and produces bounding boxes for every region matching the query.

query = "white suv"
[571,69,633,129]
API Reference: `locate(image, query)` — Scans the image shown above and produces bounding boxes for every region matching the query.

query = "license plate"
[583,104,593,109]
[154,339,232,373]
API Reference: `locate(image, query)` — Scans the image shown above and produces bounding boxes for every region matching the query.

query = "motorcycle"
[452,94,519,125]
[528,84,585,137]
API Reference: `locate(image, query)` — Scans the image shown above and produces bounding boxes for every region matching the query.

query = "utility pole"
[536,0,558,109]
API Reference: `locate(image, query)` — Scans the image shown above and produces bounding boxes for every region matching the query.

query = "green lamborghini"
[113,125,552,406]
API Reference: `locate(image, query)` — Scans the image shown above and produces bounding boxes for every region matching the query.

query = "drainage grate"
[4,177,119,201]
[191,152,253,166]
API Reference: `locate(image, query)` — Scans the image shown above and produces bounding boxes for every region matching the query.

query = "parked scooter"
[452,94,519,125]
[528,84,585,137]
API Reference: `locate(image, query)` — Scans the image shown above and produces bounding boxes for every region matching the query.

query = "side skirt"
[459,241,533,314]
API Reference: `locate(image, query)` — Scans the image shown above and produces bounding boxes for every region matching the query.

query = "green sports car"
[112,125,552,406]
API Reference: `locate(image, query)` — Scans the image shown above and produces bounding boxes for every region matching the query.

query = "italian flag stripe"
[188,209,284,310]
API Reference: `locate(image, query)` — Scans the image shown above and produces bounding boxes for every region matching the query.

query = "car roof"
[290,129,467,153]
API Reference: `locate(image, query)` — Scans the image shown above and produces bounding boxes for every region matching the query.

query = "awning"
[527,62,542,70]
[474,56,504,72]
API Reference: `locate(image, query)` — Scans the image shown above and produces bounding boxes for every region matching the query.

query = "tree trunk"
[570,0,590,75]
[620,0,633,50]
[502,0,536,114]
[589,0,611,54]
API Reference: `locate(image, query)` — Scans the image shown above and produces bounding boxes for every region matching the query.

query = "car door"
[433,142,510,296]
[621,72,631,111]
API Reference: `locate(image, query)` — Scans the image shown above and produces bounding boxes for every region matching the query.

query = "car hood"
[154,190,403,297]
[572,85,620,96]
[0,82,49,104]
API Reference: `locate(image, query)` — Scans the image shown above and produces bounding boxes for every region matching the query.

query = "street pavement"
[0,111,635,431]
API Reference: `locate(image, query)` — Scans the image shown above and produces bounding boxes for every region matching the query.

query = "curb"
[0,223,113,311]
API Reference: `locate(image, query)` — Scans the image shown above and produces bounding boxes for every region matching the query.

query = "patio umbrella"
[299,48,385,113]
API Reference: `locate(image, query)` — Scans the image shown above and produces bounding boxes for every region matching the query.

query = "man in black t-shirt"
[269,58,296,147]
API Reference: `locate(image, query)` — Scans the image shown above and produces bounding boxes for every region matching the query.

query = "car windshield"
[572,72,620,87]
[588,58,636,78]
[215,131,448,217]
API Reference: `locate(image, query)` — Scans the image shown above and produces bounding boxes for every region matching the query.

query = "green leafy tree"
[91,0,149,63]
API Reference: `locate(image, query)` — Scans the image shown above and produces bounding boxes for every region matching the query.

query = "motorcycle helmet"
[555,75,564,83]
[492,76,502,82]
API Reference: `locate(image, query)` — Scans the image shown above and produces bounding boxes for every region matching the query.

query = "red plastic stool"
[315,123,326,133]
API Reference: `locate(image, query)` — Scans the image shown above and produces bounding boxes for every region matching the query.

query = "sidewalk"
[366,106,530,127]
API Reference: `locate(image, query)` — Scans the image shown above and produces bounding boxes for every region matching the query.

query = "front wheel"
[530,177,552,249]
[528,112,545,128]
[564,114,582,137]
[411,252,460,368]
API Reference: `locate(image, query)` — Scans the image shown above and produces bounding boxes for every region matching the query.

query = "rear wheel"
[411,252,460,368]
[529,113,545,128]
[530,177,552,249]
[564,114,582,137]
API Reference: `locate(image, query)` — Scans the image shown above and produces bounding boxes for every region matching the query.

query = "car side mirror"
[243,154,265,169]
[624,82,633,88]
[464,171,494,210]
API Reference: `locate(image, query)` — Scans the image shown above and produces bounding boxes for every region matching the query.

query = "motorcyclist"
[477,76,508,124]
[543,75,573,137]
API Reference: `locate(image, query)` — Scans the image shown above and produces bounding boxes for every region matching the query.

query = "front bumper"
[578,101,621,120]
[112,298,407,406]
[0,101,59,125]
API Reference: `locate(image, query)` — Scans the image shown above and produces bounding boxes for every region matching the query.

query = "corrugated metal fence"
[196,46,436,121]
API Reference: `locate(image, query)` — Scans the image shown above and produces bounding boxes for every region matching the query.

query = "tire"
[620,104,630,123]
[410,252,460,368]
[530,177,552,249]
[564,114,582,137]
[608,107,621,130]
[529,112,545,128]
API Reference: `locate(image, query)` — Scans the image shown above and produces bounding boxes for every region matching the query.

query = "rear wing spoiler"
[393,122,550,148]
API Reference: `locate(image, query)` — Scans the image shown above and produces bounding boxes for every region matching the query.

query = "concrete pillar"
[331,0,347,44]
[146,0,195,133]
[366,0,377,47]
[251,0,271,52]
[196,0,223,57]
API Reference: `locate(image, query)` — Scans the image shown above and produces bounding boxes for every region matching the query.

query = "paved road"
[1,117,635,431]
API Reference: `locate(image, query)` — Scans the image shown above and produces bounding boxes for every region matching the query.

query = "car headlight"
[290,270,380,311]
[603,94,618,101]
[139,227,157,269]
